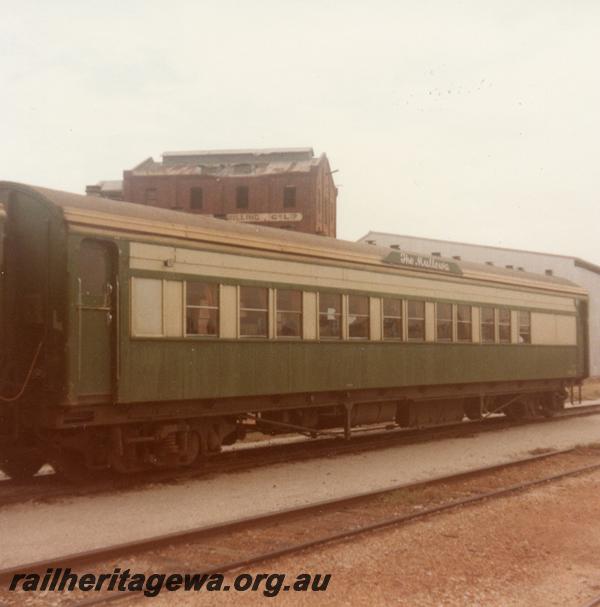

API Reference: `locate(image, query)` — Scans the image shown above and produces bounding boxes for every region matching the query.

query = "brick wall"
[122,158,337,237]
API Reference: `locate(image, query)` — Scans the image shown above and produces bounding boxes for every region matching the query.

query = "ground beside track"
[3,448,600,606]
[125,451,600,607]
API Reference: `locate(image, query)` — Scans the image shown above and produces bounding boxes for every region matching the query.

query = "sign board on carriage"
[225,212,303,223]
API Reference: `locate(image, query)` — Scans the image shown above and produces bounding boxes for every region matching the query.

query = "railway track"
[1,402,600,509]
[2,446,600,606]
[0,404,600,507]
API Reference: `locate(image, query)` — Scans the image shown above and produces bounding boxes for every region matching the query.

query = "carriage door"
[78,239,116,403]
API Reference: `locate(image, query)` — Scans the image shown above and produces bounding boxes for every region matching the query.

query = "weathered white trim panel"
[472,307,481,343]
[219,285,237,339]
[531,313,577,346]
[302,292,317,340]
[425,302,435,342]
[131,277,163,337]
[164,280,183,338]
[370,297,381,341]
[129,243,577,314]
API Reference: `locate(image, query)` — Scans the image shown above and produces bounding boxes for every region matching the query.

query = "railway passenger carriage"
[0,183,590,479]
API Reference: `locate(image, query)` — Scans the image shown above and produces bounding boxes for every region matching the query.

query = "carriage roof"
[0,181,586,297]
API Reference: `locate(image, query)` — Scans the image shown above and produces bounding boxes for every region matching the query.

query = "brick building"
[87,148,337,237]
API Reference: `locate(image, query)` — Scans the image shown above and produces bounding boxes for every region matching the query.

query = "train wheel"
[0,452,45,481]
[182,430,202,466]
[541,392,564,418]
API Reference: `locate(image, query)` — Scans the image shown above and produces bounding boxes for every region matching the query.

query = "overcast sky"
[1,1,599,263]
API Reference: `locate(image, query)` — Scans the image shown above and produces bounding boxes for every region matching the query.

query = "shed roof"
[130,158,320,178]
[360,230,600,275]
[129,147,322,178]
[162,147,314,160]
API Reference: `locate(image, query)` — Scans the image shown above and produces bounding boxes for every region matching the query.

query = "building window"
[190,187,203,210]
[236,186,249,209]
[239,286,268,337]
[283,186,296,208]
[383,298,403,340]
[481,307,496,343]
[436,302,453,342]
[276,289,302,338]
[319,292,342,339]
[457,305,472,342]
[144,188,157,204]
[499,309,511,343]
[407,300,425,340]
[518,311,531,344]
[348,295,369,339]
[186,282,218,336]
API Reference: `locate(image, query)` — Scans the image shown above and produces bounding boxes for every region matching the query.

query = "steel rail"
[0,449,585,586]
[68,451,600,607]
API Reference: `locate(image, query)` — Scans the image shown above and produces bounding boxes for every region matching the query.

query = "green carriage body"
[0,182,589,473]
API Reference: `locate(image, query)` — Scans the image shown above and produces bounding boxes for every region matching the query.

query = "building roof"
[95,180,123,193]
[0,182,585,296]
[360,230,600,277]
[128,147,322,178]
[162,147,314,161]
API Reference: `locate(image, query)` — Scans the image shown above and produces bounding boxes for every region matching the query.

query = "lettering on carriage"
[225,212,303,223]
[384,251,461,274]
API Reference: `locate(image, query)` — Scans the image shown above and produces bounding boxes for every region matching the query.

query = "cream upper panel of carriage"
[129,242,576,314]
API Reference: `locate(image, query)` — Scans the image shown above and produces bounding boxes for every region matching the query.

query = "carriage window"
[79,240,110,296]
[481,307,496,343]
[348,295,369,339]
[436,302,453,342]
[499,308,512,343]
[383,298,402,340]
[186,282,219,336]
[276,289,302,338]
[518,311,531,344]
[240,286,268,337]
[457,305,472,342]
[319,292,342,339]
[407,300,425,340]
